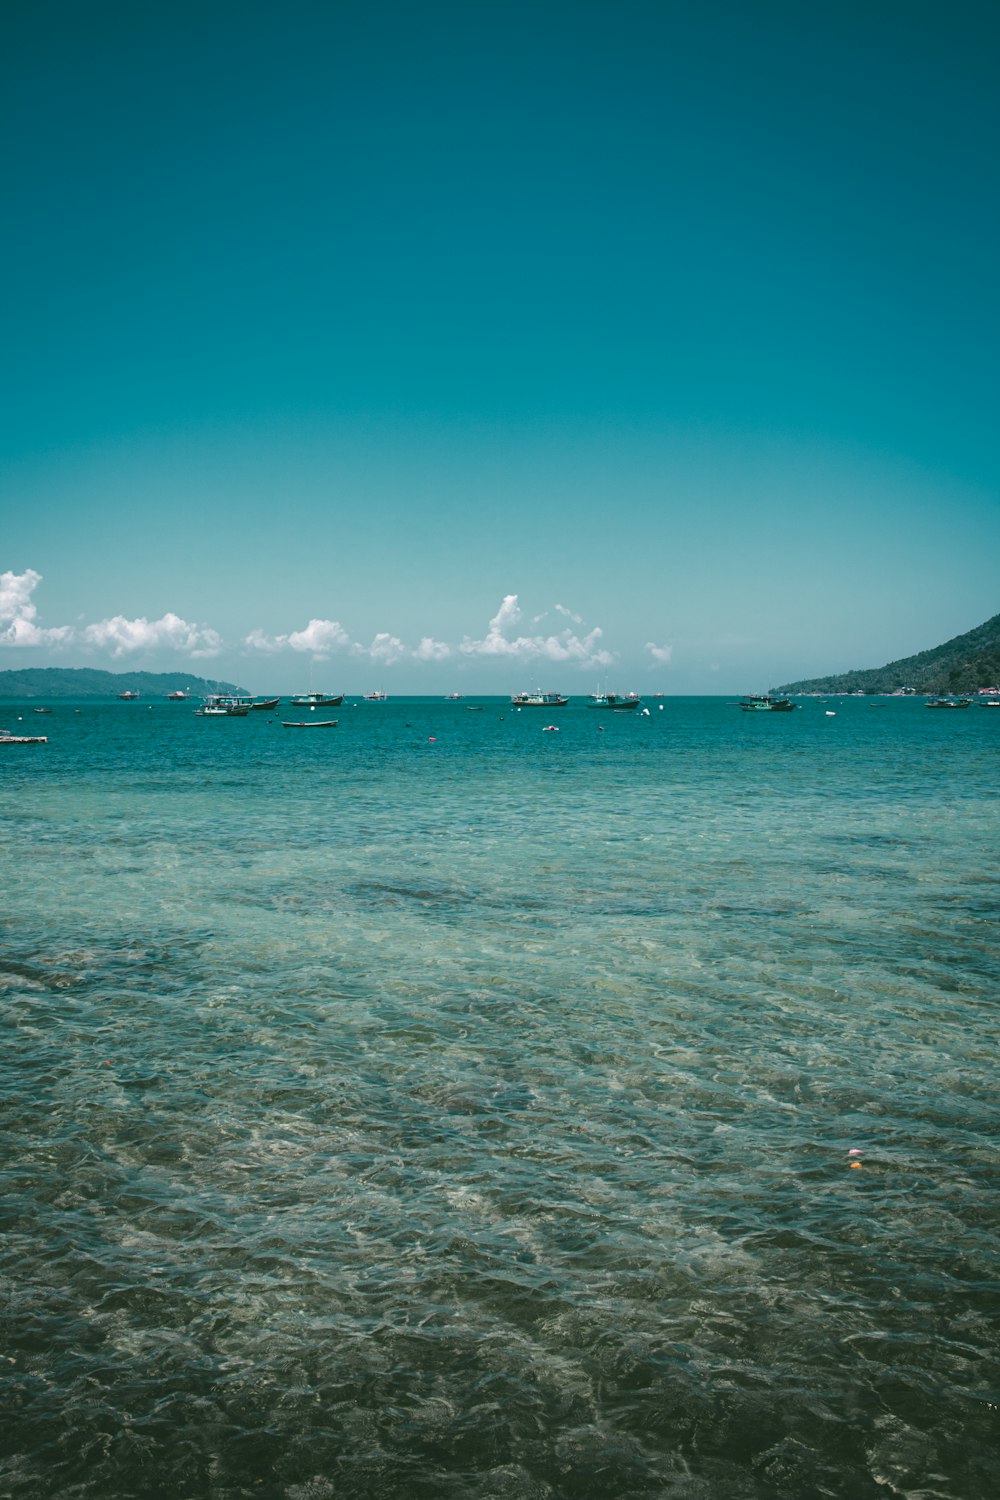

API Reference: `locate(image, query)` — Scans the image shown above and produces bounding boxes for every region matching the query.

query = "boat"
[166,690,191,701]
[926,697,972,708]
[445,693,464,700]
[250,697,280,711]
[510,691,568,707]
[196,695,249,717]
[588,692,642,710]
[118,690,140,700]
[0,729,47,744]
[288,693,343,707]
[33,707,52,714]
[364,690,388,702]
[281,719,338,728]
[739,695,798,712]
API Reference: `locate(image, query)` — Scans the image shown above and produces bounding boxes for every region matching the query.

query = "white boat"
[511,691,568,707]
[196,695,249,717]
[364,690,388,701]
[289,692,343,707]
[0,729,47,745]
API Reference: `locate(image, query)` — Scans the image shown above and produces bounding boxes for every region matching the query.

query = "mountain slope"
[776,612,1000,695]
[0,668,248,699]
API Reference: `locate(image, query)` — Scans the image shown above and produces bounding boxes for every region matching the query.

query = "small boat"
[739,695,797,712]
[166,690,191,700]
[445,693,464,700]
[289,693,344,707]
[364,690,388,702]
[118,690,140,700]
[281,719,338,728]
[33,707,52,714]
[197,695,249,717]
[511,691,568,707]
[0,729,47,744]
[926,697,972,709]
[250,697,281,711]
[588,692,642,710]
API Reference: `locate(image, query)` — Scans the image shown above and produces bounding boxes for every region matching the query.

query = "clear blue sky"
[2,0,998,691]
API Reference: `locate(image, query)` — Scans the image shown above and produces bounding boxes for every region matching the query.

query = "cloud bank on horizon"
[1,569,671,673]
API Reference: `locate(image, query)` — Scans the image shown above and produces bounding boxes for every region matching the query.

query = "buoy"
[826,711,836,716]
[849,1161,863,1169]
[428,736,437,742]
[848,1148,863,1156]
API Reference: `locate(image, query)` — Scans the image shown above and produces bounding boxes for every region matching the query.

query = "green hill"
[0,668,247,699]
[777,612,1000,695]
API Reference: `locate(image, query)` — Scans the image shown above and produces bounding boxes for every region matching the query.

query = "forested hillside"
[777,613,1000,694]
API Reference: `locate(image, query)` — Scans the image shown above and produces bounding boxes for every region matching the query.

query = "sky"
[2,0,998,692]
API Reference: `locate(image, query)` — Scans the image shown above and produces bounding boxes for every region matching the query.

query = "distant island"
[0,668,248,699]
[777,611,1000,695]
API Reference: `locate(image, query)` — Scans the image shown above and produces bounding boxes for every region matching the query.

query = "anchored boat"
[511,691,568,707]
[588,692,642,710]
[739,696,797,712]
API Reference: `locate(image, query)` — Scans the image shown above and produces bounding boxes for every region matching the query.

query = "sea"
[1,695,997,1500]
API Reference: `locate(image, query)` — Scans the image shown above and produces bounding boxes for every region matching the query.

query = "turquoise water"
[1,697,998,1499]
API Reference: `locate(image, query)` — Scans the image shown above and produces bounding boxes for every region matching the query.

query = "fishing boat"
[250,697,281,711]
[281,719,338,728]
[196,695,249,717]
[510,691,568,707]
[0,729,47,744]
[289,693,343,707]
[445,693,464,700]
[926,697,972,708]
[364,690,388,702]
[739,695,797,712]
[588,692,642,710]
[166,690,191,700]
[118,690,140,700]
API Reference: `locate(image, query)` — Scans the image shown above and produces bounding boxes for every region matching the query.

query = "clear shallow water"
[1,696,998,1499]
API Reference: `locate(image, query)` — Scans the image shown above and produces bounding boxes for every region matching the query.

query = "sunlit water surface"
[1,697,997,1498]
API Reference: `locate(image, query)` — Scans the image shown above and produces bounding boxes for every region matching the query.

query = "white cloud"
[288,619,349,655]
[645,641,674,664]
[243,628,279,653]
[84,612,222,658]
[354,632,406,664]
[0,568,74,648]
[244,618,350,658]
[460,594,614,669]
[555,603,583,625]
[413,636,451,661]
